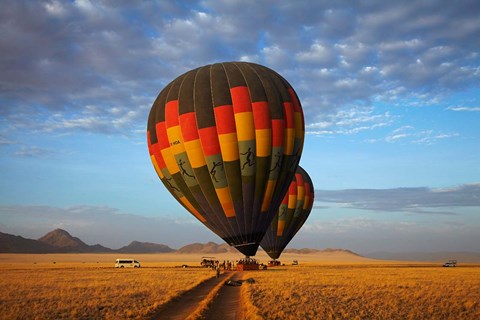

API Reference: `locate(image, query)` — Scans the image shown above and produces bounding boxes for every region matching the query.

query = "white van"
[115,259,141,268]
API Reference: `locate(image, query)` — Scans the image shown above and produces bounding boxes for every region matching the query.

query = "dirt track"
[145,270,243,320]
[201,272,244,320]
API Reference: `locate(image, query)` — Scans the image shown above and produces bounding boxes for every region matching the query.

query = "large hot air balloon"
[147,62,304,257]
[260,166,314,260]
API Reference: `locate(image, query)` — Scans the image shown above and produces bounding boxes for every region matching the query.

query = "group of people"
[212,260,236,278]
[237,257,259,265]
[202,258,236,272]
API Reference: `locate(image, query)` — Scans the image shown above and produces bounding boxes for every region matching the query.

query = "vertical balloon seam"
[158,77,211,224]
[250,64,281,244]
[211,63,248,247]
[248,64,286,239]
[242,62,279,244]
[233,62,271,248]
[150,83,209,224]
[169,72,216,223]
[148,103,190,213]
[190,65,243,246]
[254,69,298,243]
[196,65,245,247]
[175,68,234,242]
[290,170,312,252]
[228,62,257,244]
[218,62,251,248]
[260,166,313,260]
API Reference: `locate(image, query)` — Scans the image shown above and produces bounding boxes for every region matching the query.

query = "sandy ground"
[0,251,378,267]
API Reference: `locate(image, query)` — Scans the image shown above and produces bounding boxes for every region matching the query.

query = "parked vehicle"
[115,259,141,268]
[200,256,217,268]
[443,260,457,267]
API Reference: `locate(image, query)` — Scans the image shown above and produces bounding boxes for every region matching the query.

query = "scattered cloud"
[0,134,16,145]
[315,183,480,214]
[306,106,394,136]
[1,0,478,141]
[363,125,460,145]
[447,106,480,112]
[14,146,55,158]
[295,215,480,252]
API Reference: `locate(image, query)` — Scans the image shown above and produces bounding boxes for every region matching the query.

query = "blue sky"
[1,0,479,253]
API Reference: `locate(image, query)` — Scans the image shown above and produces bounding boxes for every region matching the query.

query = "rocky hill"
[38,229,113,253]
[0,229,174,254]
[117,241,174,253]
[0,230,361,255]
[176,241,237,254]
[0,232,56,253]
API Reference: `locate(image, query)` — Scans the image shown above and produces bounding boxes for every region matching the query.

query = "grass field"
[0,255,216,320]
[243,263,480,319]
[1,254,479,319]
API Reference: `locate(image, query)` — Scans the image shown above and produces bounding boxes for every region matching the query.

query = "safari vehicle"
[200,256,217,268]
[292,260,299,265]
[443,260,457,267]
[115,259,141,268]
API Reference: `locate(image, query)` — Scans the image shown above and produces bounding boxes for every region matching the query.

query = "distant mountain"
[366,251,480,263]
[0,231,56,253]
[117,241,174,253]
[38,229,113,253]
[176,241,236,254]
[284,248,361,256]
[0,229,188,254]
[38,229,87,249]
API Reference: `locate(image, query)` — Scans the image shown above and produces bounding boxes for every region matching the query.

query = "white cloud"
[44,0,67,17]
[296,42,336,65]
[0,134,16,145]
[262,45,289,68]
[306,106,394,136]
[15,146,54,158]
[383,126,459,145]
[315,183,480,213]
[295,214,480,252]
[447,106,480,112]
[0,0,478,142]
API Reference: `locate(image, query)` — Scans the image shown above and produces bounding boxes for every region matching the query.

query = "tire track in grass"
[198,272,245,320]
[145,271,235,320]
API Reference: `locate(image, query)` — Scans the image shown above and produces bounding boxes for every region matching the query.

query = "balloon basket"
[236,256,267,271]
[268,260,281,267]
[237,263,260,271]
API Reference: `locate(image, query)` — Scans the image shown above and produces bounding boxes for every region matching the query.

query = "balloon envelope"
[147,62,304,256]
[260,166,314,260]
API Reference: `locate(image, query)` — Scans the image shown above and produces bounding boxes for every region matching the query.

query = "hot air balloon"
[147,62,304,257]
[260,166,314,261]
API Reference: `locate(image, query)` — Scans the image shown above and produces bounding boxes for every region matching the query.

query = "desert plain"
[1,252,479,319]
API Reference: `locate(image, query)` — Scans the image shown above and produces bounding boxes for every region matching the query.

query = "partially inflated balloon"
[147,62,304,256]
[260,166,314,260]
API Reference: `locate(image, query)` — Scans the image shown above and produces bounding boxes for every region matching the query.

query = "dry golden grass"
[0,255,216,320]
[243,263,480,319]
[3,253,479,320]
